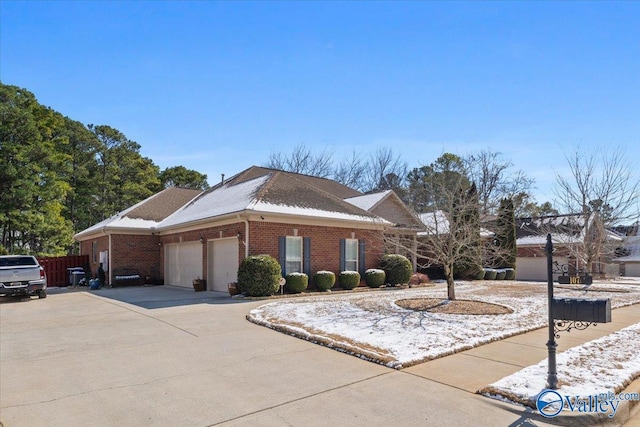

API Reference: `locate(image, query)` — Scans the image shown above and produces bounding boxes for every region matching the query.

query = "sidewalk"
[404,303,640,425]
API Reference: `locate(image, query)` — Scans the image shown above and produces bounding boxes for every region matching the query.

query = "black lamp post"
[545,233,558,389]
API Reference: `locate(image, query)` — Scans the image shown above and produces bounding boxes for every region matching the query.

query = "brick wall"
[80,236,109,278]
[81,221,386,286]
[111,234,162,282]
[248,222,385,276]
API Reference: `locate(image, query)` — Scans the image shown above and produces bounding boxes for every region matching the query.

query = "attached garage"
[516,256,568,282]
[207,238,239,292]
[625,264,640,277]
[165,242,203,288]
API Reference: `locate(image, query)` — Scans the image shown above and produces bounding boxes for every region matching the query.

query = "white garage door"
[165,242,203,288]
[516,256,568,282]
[207,238,239,292]
[626,263,640,277]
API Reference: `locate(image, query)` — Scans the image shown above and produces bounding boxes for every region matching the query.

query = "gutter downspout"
[237,214,249,258]
[108,234,113,287]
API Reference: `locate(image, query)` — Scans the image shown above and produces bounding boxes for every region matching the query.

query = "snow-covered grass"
[247,281,640,369]
[480,322,640,407]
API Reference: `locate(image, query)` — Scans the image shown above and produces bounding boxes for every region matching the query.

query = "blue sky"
[2,1,639,204]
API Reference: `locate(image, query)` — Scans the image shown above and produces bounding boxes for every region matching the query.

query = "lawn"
[247,280,640,369]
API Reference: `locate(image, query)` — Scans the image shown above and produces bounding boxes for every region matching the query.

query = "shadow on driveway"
[46,285,255,309]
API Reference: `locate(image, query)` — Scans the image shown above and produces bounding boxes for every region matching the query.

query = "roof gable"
[346,190,423,228]
[125,187,202,222]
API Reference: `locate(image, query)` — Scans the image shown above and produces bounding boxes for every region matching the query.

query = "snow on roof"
[344,191,391,211]
[417,211,450,235]
[159,175,270,228]
[613,235,640,263]
[250,201,389,224]
[74,194,165,238]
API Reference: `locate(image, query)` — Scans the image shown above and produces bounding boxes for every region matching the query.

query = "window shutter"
[339,239,346,272]
[278,236,286,276]
[359,239,366,276]
[303,237,311,276]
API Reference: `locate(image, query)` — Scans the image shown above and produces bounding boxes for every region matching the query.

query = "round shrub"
[364,269,386,288]
[504,268,516,280]
[237,255,281,297]
[380,254,412,286]
[495,269,507,280]
[473,269,486,280]
[484,268,497,280]
[314,271,335,292]
[339,271,361,290]
[285,273,308,293]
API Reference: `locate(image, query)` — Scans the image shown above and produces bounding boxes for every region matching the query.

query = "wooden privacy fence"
[38,255,90,287]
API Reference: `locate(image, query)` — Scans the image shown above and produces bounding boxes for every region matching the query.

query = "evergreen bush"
[380,254,412,285]
[285,273,308,293]
[339,271,360,290]
[484,268,497,280]
[504,268,516,280]
[237,255,281,297]
[495,269,507,280]
[364,269,386,288]
[314,271,335,292]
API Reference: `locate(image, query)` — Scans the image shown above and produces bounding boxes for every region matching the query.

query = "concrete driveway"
[0,285,634,426]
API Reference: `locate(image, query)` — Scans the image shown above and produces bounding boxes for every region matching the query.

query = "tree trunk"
[444,263,456,300]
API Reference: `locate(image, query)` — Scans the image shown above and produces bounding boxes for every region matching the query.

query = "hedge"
[339,271,360,290]
[237,255,281,297]
[364,269,386,288]
[380,254,412,285]
[285,273,308,293]
[314,271,335,292]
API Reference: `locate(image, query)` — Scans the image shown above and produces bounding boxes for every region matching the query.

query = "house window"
[345,239,358,271]
[286,236,303,273]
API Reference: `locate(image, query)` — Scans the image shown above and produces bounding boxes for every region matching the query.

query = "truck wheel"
[38,290,47,299]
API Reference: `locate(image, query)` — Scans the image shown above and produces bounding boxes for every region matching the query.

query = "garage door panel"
[165,242,203,288]
[516,256,568,282]
[208,238,239,292]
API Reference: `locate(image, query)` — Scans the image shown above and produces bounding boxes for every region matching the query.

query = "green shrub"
[237,255,281,297]
[473,269,486,280]
[285,273,308,293]
[484,268,497,280]
[504,268,516,280]
[364,269,386,288]
[380,254,412,286]
[339,271,360,290]
[495,269,507,280]
[314,271,335,292]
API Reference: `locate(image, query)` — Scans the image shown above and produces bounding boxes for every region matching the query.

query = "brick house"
[514,214,624,281]
[75,166,420,291]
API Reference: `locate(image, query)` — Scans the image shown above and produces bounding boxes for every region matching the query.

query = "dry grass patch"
[395,298,513,315]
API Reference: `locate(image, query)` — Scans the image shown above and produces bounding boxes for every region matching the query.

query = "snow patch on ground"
[247,282,640,369]
[481,322,640,406]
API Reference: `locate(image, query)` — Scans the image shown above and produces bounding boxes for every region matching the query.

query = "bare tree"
[333,150,368,191]
[554,145,640,275]
[465,150,535,215]
[265,144,334,178]
[364,147,408,193]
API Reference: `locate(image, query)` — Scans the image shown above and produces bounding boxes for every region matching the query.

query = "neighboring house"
[515,214,624,281]
[612,235,640,277]
[75,166,423,291]
[346,190,424,270]
[415,210,496,278]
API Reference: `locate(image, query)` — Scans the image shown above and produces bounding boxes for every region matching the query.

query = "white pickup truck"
[0,255,47,299]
